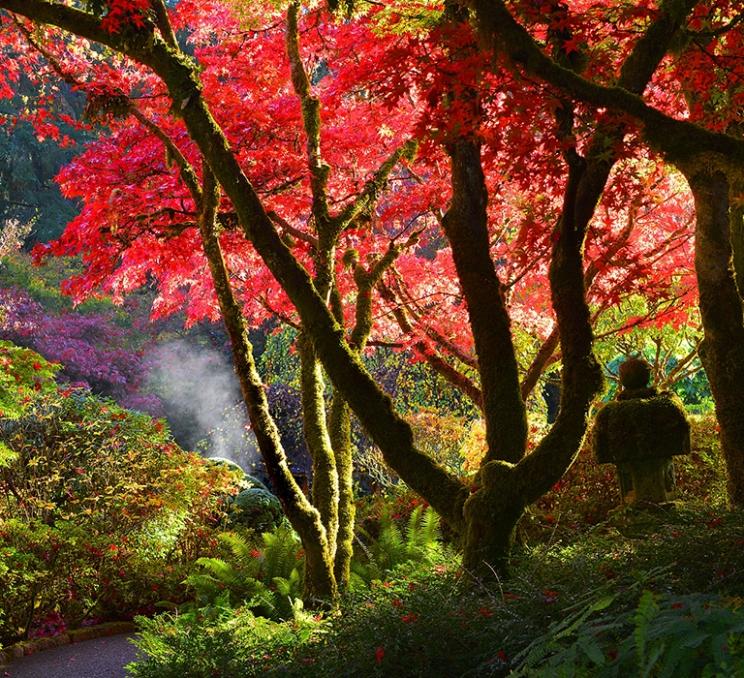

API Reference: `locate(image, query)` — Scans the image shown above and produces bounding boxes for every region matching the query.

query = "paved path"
[3,634,139,678]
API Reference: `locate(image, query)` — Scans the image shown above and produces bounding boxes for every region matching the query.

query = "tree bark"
[328,393,354,589]
[197,173,337,602]
[682,162,744,506]
[730,178,744,298]
[442,138,527,464]
[298,334,339,559]
[461,153,604,574]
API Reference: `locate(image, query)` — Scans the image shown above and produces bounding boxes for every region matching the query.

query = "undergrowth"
[128,503,744,677]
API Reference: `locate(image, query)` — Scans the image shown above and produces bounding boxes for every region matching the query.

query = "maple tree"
[0,285,159,410]
[460,0,744,504]
[1,0,742,603]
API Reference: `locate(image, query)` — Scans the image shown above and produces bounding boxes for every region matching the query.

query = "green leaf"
[578,635,606,666]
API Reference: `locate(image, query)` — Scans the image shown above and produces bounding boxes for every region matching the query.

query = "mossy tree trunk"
[456,0,688,572]
[456,133,603,574]
[680,162,744,506]
[298,334,339,560]
[286,0,341,566]
[730,176,744,298]
[327,393,353,588]
[118,99,341,604]
[197,172,338,603]
[442,137,528,465]
[287,1,426,592]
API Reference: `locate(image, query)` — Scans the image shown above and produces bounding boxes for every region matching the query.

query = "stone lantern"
[590,358,691,505]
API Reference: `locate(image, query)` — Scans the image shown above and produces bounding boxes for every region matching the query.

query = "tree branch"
[287,1,329,227]
[462,0,744,164]
[379,279,484,407]
[150,0,178,50]
[331,140,418,236]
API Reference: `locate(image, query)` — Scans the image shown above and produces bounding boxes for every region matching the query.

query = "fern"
[419,506,440,551]
[635,590,659,670]
[185,524,304,621]
[218,532,262,579]
[194,556,240,583]
[406,505,421,551]
[261,523,302,581]
[352,505,442,585]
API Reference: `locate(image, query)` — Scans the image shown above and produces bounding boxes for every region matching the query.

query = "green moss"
[228,488,283,533]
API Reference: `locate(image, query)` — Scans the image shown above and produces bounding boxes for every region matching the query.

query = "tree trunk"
[442,138,528,465]
[462,460,523,573]
[198,176,337,603]
[298,334,339,560]
[328,394,354,589]
[684,163,744,506]
[730,179,744,298]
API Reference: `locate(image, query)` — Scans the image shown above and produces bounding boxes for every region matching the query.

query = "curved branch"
[462,0,744,164]
[287,1,329,226]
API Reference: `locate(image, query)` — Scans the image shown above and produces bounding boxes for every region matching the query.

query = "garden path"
[3,634,138,678]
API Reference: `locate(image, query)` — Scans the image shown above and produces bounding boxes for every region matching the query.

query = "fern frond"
[262,523,302,581]
[193,556,239,584]
[218,531,263,577]
[420,507,440,549]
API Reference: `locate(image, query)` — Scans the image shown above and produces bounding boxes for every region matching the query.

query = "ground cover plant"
[126,501,744,677]
[128,430,740,675]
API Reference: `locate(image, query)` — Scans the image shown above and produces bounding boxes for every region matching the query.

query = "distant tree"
[0,76,89,243]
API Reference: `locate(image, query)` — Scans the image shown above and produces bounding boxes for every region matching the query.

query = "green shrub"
[127,606,323,678]
[127,502,744,677]
[0,253,121,316]
[0,340,58,422]
[130,560,494,678]
[205,457,282,532]
[227,487,283,532]
[0,390,237,644]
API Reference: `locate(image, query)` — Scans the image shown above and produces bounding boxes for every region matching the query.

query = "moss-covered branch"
[287,1,330,227]
[331,140,418,236]
[150,0,178,49]
[462,0,744,164]
[196,170,337,601]
[520,206,636,400]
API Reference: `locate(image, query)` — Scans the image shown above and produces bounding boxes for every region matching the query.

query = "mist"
[144,339,260,474]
